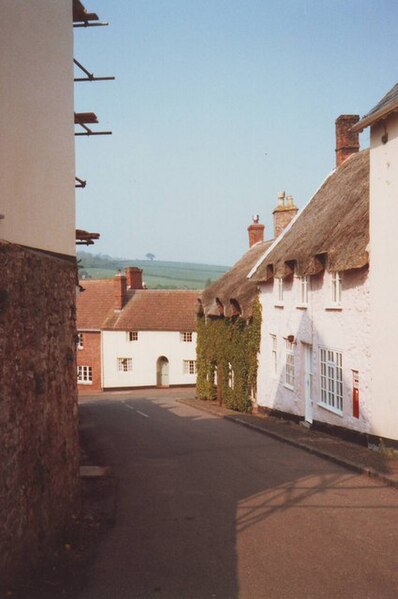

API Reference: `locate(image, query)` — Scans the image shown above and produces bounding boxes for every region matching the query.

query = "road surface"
[77,389,398,599]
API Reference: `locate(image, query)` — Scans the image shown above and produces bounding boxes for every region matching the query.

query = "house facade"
[77,268,199,391]
[250,114,398,444]
[352,83,398,443]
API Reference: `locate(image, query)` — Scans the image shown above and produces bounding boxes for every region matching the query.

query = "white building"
[352,83,398,443]
[77,268,199,391]
[250,116,384,443]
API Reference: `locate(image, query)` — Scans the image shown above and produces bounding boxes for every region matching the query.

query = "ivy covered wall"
[196,298,262,412]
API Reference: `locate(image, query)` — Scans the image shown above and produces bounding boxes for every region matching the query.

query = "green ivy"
[196,297,262,413]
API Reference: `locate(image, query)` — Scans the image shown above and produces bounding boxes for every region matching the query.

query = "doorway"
[157,356,169,387]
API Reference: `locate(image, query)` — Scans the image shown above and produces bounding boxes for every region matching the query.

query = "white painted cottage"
[249,116,382,444]
[352,83,398,443]
[77,268,199,392]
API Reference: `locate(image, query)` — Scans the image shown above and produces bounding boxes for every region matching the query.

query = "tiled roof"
[77,279,199,332]
[352,82,398,132]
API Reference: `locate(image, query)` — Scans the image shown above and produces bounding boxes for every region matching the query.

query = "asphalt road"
[77,390,398,599]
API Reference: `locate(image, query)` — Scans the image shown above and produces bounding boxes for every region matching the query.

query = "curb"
[176,398,398,490]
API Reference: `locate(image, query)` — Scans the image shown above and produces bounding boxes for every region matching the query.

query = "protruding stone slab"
[80,466,111,478]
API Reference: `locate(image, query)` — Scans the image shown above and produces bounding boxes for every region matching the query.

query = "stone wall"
[0,241,80,584]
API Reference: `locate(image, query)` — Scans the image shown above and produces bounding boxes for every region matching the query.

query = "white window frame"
[319,347,343,415]
[117,357,133,372]
[183,360,197,375]
[296,275,309,307]
[331,272,342,306]
[127,331,138,342]
[275,278,284,305]
[270,334,278,377]
[180,332,193,343]
[77,332,84,350]
[284,339,295,389]
[77,365,92,384]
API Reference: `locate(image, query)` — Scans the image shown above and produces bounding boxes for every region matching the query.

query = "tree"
[146,253,155,261]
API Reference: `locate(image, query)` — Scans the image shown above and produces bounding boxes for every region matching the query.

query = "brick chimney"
[335,114,360,167]
[125,267,143,289]
[248,215,265,247]
[114,271,127,310]
[273,192,298,238]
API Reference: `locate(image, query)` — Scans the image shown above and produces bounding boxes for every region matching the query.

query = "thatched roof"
[251,149,369,282]
[201,239,272,318]
[352,82,398,132]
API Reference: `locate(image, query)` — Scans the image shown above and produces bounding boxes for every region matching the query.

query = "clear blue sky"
[74,0,398,266]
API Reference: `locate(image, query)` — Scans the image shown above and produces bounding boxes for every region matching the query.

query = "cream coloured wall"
[257,267,371,435]
[0,1,75,256]
[102,330,197,388]
[369,114,398,441]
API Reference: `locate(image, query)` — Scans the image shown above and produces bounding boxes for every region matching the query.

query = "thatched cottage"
[249,109,398,446]
[197,205,297,412]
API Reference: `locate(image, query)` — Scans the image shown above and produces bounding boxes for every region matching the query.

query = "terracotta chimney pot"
[248,216,265,247]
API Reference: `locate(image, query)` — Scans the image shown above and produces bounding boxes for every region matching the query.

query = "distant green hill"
[77,251,229,290]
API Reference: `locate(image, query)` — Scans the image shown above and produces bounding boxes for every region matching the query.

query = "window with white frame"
[331,272,342,305]
[297,276,309,305]
[180,332,193,342]
[77,365,92,384]
[127,331,138,341]
[319,348,343,413]
[275,278,284,303]
[285,340,295,388]
[228,362,235,389]
[271,334,278,377]
[77,332,84,350]
[183,360,197,375]
[117,357,132,372]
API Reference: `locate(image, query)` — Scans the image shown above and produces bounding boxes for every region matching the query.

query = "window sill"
[283,383,294,391]
[296,304,308,310]
[325,305,342,311]
[274,302,284,308]
[78,381,92,385]
[318,402,343,417]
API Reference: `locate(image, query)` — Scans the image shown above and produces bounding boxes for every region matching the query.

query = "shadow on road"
[76,391,398,599]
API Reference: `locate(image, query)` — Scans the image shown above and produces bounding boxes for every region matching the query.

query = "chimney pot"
[335,114,360,167]
[248,217,265,248]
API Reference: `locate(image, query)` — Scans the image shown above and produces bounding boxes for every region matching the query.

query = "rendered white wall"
[0,1,75,256]
[102,330,197,388]
[369,115,398,441]
[257,268,371,434]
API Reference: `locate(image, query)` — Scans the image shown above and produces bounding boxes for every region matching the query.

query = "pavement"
[177,396,398,489]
